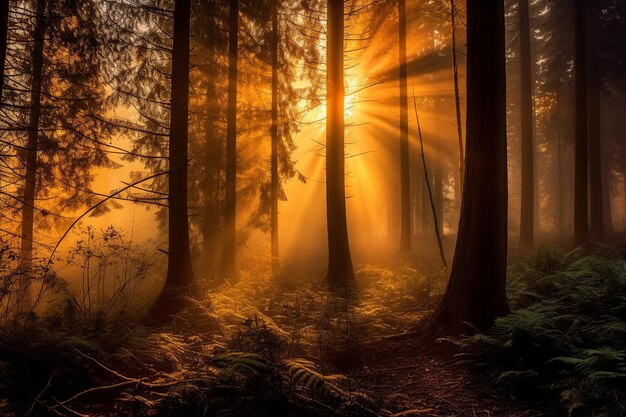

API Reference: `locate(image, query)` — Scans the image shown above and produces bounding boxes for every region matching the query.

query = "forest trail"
[358,338,545,417]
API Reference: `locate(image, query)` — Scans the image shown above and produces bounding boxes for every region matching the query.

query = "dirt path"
[357,337,554,417]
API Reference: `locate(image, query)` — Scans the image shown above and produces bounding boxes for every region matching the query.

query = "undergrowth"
[5,245,623,416]
[444,243,626,416]
[0,259,438,416]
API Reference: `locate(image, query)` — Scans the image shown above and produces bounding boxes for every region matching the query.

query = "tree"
[573,0,589,246]
[430,0,508,333]
[519,0,535,248]
[20,0,47,271]
[150,0,195,318]
[0,0,9,103]
[398,0,411,251]
[270,0,280,273]
[221,0,238,281]
[326,0,354,288]
[587,0,604,241]
[450,0,464,208]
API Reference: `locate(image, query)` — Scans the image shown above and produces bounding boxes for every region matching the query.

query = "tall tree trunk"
[601,141,613,236]
[622,146,626,231]
[221,0,238,280]
[398,0,411,251]
[270,0,280,273]
[588,0,603,241]
[450,0,464,208]
[556,131,565,241]
[20,0,48,271]
[429,0,508,334]
[202,81,220,277]
[0,0,9,104]
[326,0,354,287]
[151,0,194,319]
[574,0,589,246]
[519,0,534,248]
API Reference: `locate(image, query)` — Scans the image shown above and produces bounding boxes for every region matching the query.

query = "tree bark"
[574,0,589,246]
[20,0,48,271]
[270,0,280,273]
[556,131,565,241]
[326,0,354,287]
[151,0,194,319]
[221,0,238,281]
[519,0,534,248]
[601,140,613,237]
[398,0,411,251]
[450,0,464,210]
[429,0,508,334]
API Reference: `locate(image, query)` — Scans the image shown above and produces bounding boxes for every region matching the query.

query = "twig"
[72,347,136,381]
[24,368,58,416]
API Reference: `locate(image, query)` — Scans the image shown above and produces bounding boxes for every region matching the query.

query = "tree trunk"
[574,0,589,246]
[270,0,280,273]
[587,0,603,241]
[150,0,194,319]
[601,140,613,237]
[556,131,565,241]
[326,0,354,287]
[519,0,534,248]
[450,0,464,210]
[429,0,508,334]
[398,0,411,251]
[0,0,9,104]
[201,81,220,277]
[622,146,626,231]
[221,0,238,281]
[20,0,48,271]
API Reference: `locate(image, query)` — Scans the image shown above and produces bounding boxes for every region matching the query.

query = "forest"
[0,0,625,415]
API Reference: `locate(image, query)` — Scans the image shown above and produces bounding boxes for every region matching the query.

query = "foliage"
[444,244,626,416]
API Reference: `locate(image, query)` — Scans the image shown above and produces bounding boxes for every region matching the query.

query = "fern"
[454,245,626,415]
[212,352,270,377]
[282,358,348,402]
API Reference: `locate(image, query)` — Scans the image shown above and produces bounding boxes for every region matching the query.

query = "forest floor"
[1,243,625,416]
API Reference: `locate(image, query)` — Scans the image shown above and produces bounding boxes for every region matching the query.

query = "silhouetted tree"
[150,0,195,319]
[326,0,354,288]
[573,0,589,246]
[450,0,464,207]
[20,0,47,270]
[398,0,411,251]
[221,0,238,281]
[519,0,535,248]
[270,0,280,273]
[430,0,508,333]
[588,0,604,241]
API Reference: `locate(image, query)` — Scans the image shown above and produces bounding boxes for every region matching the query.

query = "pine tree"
[430,0,509,334]
[398,0,411,251]
[150,0,195,319]
[326,0,354,288]
[519,0,535,248]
